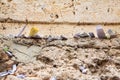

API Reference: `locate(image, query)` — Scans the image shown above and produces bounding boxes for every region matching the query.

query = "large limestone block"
[0,0,120,22]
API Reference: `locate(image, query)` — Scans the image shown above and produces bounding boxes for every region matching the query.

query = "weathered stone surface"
[12,35,120,49]
[0,0,120,22]
[0,36,120,80]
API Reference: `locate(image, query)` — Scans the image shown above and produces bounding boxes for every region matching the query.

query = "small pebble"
[107,29,116,38]
[74,33,81,39]
[89,32,95,38]
[47,35,54,42]
[79,32,89,38]
[47,36,60,42]
[30,34,42,39]
[60,35,67,40]
[74,32,89,39]
[96,25,106,39]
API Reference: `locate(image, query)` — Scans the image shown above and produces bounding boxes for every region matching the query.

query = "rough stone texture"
[0,0,120,80]
[0,0,120,22]
[0,35,120,80]
[0,23,120,38]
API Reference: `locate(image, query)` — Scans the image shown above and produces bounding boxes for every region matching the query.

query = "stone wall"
[0,0,120,22]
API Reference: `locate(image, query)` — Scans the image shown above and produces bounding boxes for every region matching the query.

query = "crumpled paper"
[17,74,26,79]
[0,64,17,77]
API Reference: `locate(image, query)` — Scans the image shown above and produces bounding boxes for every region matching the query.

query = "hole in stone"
[1,2,5,5]
[107,8,110,12]
[86,7,88,10]
[53,64,57,68]
[55,14,59,18]
[73,11,75,15]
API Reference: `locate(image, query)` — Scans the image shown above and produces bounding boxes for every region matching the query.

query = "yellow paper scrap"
[29,27,39,36]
